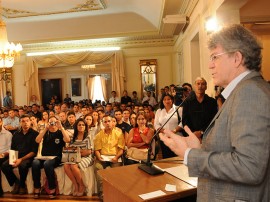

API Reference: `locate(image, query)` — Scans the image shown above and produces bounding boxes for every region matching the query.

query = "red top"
[132,127,149,149]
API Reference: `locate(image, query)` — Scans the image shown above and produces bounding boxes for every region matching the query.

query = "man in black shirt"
[29,104,42,121]
[182,77,217,141]
[120,90,132,105]
[114,110,131,142]
[1,114,39,195]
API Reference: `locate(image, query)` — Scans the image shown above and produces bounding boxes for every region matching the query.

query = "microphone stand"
[138,92,192,175]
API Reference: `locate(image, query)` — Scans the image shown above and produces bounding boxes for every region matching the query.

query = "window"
[92,76,105,102]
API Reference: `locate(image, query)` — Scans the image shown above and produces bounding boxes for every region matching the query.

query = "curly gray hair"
[207,24,262,71]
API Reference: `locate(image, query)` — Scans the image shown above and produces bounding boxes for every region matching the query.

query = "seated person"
[125,113,154,165]
[94,115,125,200]
[64,118,94,197]
[3,109,20,135]
[1,114,39,195]
[0,117,12,197]
[37,111,49,132]
[32,116,70,199]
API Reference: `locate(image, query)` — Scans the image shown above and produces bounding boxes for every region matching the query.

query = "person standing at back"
[160,24,270,201]
[182,77,217,142]
[3,91,12,109]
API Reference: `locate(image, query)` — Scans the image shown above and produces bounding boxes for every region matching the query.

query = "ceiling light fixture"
[0,0,22,70]
[205,17,220,34]
[81,64,96,70]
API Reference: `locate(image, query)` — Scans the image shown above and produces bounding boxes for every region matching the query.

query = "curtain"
[25,57,40,105]
[25,51,125,104]
[111,51,125,94]
[100,76,107,101]
[87,76,95,100]
[0,80,7,106]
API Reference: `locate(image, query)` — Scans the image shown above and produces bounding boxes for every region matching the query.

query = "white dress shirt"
[0,127,12,154]
[154,105,182,131]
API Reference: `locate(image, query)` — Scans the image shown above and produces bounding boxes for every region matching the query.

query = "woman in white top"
[154,94,182,158]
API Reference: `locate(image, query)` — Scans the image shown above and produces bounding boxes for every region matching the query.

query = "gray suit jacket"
[188,71,270,202]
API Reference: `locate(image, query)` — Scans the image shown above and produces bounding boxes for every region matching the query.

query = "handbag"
[61,147,81,163]
[126,147,148,160]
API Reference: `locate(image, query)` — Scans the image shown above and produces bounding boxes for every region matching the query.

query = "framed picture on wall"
[140,59,157,98]
[71,78,82,97]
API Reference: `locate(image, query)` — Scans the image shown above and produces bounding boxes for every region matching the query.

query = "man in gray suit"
[160,24,270,201]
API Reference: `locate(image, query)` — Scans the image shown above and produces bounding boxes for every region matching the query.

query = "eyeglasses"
[210,52,233,62]
[78,124,85,126]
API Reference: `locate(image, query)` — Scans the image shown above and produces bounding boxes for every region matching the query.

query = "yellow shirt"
[94,128,125,155]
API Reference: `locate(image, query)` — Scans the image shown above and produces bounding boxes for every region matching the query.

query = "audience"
[0,79,220,198]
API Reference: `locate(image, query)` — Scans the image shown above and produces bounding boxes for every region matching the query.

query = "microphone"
[138,91,195,175]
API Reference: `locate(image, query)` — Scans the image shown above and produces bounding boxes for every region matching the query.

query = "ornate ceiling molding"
[3,0,106,18]
[22,35,177,53]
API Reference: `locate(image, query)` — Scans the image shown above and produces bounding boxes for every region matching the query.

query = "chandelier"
[0,0,22,69]
[81,64,96,70]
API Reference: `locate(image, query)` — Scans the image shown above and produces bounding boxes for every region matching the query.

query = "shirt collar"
[222,70,251,99]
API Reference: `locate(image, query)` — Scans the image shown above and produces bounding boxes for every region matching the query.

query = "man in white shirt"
[108,91,120,104]
[159,24,270,201]
[142,91,157,107]
[0,117,12,197]
[72,104,82,119]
